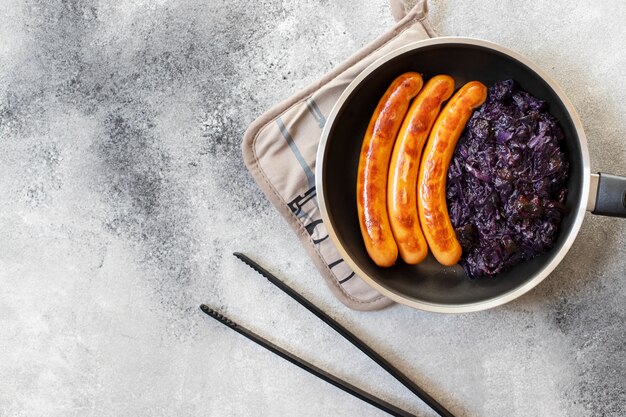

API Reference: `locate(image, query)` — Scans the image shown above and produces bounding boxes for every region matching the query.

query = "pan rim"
[316,36,591,313]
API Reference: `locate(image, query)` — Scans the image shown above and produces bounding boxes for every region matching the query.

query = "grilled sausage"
[418,81,487,266]
[387,75,455,264]
[357,72,423,267]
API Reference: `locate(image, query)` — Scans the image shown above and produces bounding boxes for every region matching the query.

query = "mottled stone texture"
[0,1,624,416]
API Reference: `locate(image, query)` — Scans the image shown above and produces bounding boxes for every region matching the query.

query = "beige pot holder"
[241,0,436,311]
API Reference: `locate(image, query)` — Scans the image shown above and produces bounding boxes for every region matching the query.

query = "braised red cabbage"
[446,80,569,278]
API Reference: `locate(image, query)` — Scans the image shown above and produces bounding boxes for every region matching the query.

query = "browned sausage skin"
[387,75,455,265]
[357,72,423,267]
[418,81,487,266]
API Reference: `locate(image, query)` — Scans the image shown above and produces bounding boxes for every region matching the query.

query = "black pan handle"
[589,173,626,218]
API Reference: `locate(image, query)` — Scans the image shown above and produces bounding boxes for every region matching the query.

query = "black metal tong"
[200,252,456,417]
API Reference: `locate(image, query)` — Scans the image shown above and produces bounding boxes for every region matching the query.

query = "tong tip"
[233,252,273,281]
[232,252,247,262]
[199,304,237,328]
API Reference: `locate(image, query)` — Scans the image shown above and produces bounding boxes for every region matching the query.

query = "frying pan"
[316,37,626,313]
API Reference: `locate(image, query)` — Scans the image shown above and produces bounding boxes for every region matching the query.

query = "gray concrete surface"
[0,1,624,416]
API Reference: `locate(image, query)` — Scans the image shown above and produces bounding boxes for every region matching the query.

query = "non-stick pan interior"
[321,42,585,307]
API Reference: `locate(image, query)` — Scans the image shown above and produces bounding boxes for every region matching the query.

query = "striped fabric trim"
[276,117,316,190]
[306,97,326,128]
